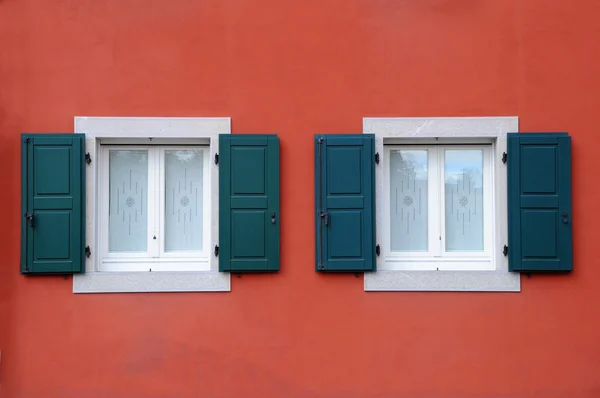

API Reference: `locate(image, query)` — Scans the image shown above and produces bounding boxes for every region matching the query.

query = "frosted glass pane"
[389,150,428,252]
[165,150,203,252]
[109,150,148,252]
[445,150,484,252]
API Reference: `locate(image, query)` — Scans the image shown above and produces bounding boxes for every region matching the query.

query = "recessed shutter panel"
[507,133,572,272]
[219,135,280,272]
[21,134,86,274]
[315,134,376,272]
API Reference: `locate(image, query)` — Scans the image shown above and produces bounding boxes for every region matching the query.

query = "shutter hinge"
[214,153,219,165]
[85,153,92,165]
[317,262,324,271]
[214,245,219,257]
[85,246,91,258]
[375,244,380,256]
[502,152,507,164]
[503,245,508,257]
[375,152,380,165]
[24,137,30,144]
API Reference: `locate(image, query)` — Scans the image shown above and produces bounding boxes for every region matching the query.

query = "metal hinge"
[375,152,380,165]
[24,137,30,144]
[85,153,92,165]
[502,152,507,164]
[214,245,219,257]
[375,244,380,256]
[85,246,91,258]
[317,262,324,271]
[503,245,508,257]
[214,153,219,165]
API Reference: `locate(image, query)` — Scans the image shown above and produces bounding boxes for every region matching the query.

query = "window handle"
[563,212,569,225]
[24,212,34,228]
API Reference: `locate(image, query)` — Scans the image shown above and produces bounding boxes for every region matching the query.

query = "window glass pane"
[444,149,484,252]
[165,150,203,252]
[109,150,148,252]
[390,150,428,252]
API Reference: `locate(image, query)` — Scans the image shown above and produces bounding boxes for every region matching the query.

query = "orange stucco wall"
[1,1,600,397]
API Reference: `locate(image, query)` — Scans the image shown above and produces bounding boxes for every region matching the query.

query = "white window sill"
[73,271,230,293]
[364,270,520,292]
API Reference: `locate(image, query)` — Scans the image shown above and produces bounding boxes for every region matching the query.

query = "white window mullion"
[149,148,160,259]
[438,147,446,257]
[429,147,442,257]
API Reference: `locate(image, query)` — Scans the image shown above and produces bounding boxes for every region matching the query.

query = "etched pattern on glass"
[165,150,203,252]
[109,150,148,252]
[444,150,483,252]
[390,150,428,252]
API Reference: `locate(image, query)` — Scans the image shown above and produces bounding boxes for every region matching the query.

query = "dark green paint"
[508,133,572,272]
[219,135,280,272]
[315,135,376,272]
[21,134,86,274]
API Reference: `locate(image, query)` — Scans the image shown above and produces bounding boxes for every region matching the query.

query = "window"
[99,146,211,272]
[70,118,280,293]
[363,117,521,292]
[73,117,231,293]
[383,145,493,270]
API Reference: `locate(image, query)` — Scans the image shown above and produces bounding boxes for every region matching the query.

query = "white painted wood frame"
[382,145,494,271]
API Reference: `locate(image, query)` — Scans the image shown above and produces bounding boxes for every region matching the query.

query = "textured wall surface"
[1,0,600,397]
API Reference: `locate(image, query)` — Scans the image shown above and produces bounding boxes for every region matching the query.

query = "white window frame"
[99,145,211,272]
[364,117,520,292]
[383,145,494,271]
[73,117,231,293]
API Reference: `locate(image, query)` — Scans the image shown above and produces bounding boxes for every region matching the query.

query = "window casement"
[99,145,211,272]
[382,144,494,271]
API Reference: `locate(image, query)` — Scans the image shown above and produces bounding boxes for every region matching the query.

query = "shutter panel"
[21,134,86,274]
[219,135,280,272]
[507,133,572,272]
[315,134,376,272]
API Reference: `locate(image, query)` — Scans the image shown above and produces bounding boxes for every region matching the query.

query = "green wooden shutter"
[508,133,572,272]
[219,135,280,272]
[21,134,86,274]
[315,134,376,272]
